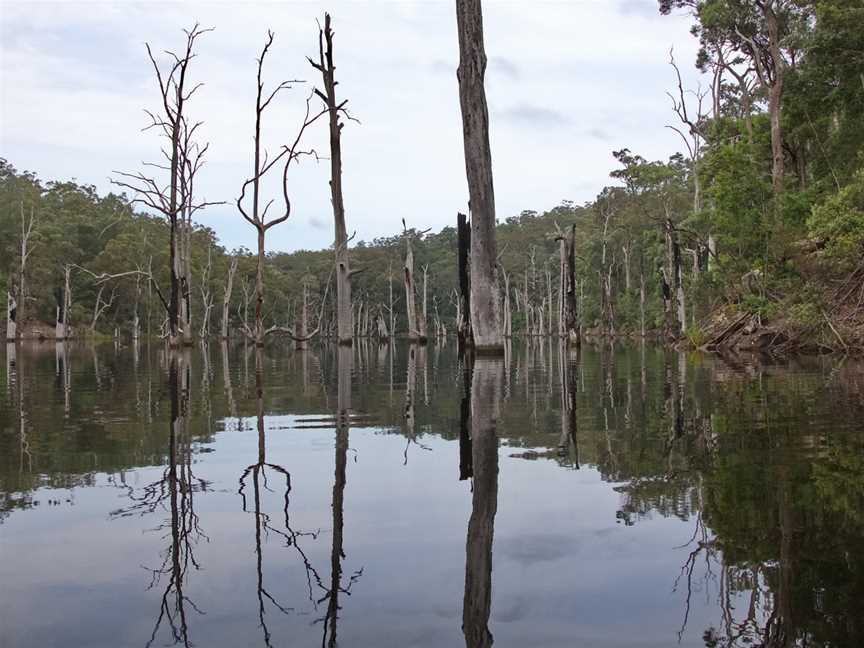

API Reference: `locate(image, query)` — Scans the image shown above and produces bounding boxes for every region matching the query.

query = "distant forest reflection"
[2,340,863,647]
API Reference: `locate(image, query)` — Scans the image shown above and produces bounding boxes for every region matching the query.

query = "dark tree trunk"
[462,356,500,648]
[457,211,472,349]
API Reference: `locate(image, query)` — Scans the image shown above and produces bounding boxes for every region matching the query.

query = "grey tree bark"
[456,0,502,353]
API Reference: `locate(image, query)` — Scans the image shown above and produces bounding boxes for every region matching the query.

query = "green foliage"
[807,169,864,269]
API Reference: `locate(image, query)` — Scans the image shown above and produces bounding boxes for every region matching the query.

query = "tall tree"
[113,24,215,347]
[237,31,326,346]
[456,0,503,352]
[309,13,357,346]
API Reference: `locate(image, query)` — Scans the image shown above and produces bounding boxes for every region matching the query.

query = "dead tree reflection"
[110,351,208,648]
[556,342,579,467]
[319,345,363,648]
[462,357,501,648]
[459,352,473,481]
[239,349,324,647]
[403,343,432,464]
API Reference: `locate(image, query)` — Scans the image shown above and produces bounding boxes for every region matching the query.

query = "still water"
[1,340,863,647]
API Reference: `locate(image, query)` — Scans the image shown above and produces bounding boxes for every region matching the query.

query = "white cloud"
[0,0,703,252]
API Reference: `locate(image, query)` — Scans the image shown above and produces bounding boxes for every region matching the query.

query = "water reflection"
[111,351,209,648]
[462,357,501,648]
[1,341,863,647]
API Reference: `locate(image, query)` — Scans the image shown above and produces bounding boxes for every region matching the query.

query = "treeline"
[3,1,863,347]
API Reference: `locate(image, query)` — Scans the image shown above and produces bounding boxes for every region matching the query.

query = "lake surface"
[1,340,863,647]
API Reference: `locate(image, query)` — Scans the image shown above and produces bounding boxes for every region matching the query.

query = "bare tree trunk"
[421,264,429,341]
[221,256,237,339]
[199,244,213,338]
[555,224,579,344]
[90,283,117,334]
[545,267,553,336]
[502,270,512,338]
[56,265,72,340]
[111,28,212,348]
[237,31,325,346]
[664,218,686,338]
[456,0,502,353]
[622,241,632,293]
[296,280,309,350]
[404,237,420,341]
[766,7,785,197]
[639,267,646,338]
[312,14,354,346]
[254,229,265,345]
[457,211,472,347]
[388,262,395,341]
[6,290,17,341]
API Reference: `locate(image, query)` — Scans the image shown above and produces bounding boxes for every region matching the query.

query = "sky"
[0,0,704,254]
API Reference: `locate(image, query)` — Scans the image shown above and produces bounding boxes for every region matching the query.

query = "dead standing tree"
[553,223,579,344]
[112,25,216,347]
[309,13,359,347]
[221,255,238,339]
[402,221,431,343]
[237,31,327,347]
[456,0,503,353]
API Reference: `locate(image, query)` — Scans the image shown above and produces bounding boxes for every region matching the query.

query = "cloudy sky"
[1,0,702,253]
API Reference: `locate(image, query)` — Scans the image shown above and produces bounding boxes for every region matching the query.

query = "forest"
[2,0,863,354]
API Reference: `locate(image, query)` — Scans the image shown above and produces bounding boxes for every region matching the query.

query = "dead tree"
[90,282,118,334]
[295,275,310,350]
[554,223,579,344]
[5,288,16,342]
[501,269,512,338]
[664,218,687,338]
[387,261,396,341]
[220,256,238,339]
[666,49,708,215]
[56,264,73,340]
[456,0,502,352]
[456,212,472,347]
[7,203,35,341]
[112,25,216,347]
[309,13,358,346]
[198,244,214,338]
[402,222,430,343]
[237,31,326,346]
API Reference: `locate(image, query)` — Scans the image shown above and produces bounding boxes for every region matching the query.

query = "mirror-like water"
[1,340,863,648]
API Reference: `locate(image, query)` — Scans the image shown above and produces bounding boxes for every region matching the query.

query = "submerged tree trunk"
[456,0,502,353]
